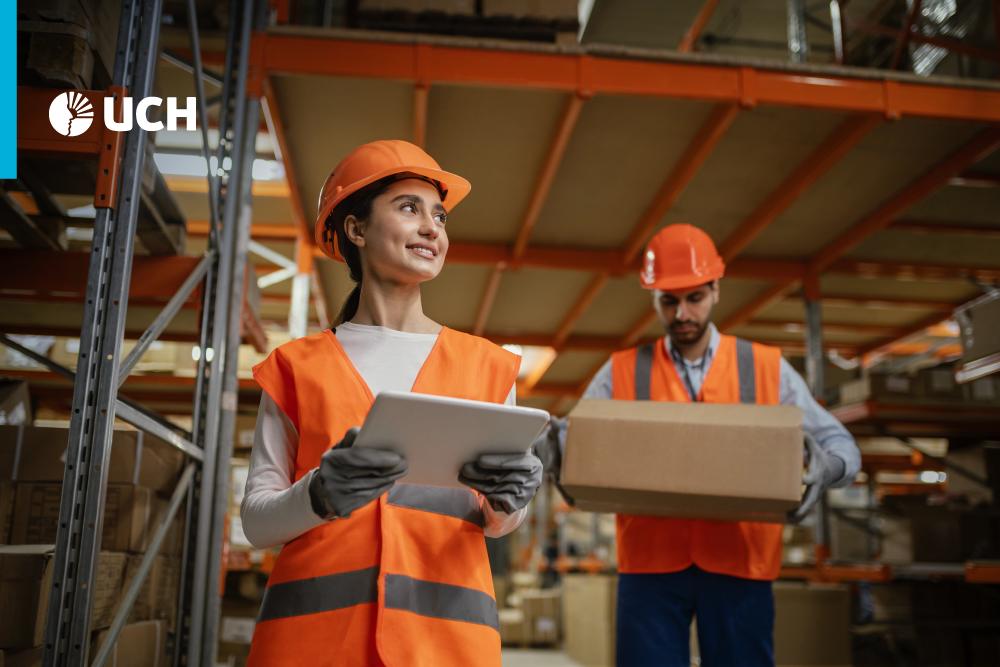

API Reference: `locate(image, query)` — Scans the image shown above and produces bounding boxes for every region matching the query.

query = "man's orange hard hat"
[639,224,726,291]
[314,140,472,259]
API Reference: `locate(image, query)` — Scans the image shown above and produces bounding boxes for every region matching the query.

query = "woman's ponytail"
[327,176,398,326]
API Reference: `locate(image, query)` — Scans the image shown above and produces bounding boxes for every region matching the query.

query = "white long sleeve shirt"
[582,324,861,487]
[241,322,526,548]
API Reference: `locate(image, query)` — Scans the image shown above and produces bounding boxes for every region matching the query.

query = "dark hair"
[324,174,446,326]
[324,176,397,325]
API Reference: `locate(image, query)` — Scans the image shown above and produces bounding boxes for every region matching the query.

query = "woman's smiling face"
[347,177,450,284]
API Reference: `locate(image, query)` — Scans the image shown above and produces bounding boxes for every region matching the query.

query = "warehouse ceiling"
[5,5,1000,416]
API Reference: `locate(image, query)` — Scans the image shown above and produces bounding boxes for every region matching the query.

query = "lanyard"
[671,347,708,402]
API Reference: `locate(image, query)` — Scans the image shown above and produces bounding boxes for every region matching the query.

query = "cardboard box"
[0,425,184,492]
[218,600,258,667]
[561,400,803,523]
[93,620,166,667]
[498,608,528,646]
[0,545,126,648]
[964,376,1000,405]
[838,374,915,405]
[773,583,851,667]
[0,382,31,427]
[918,365,964,402]
[563,574,616,667]
[0,483,13,544]
[519,588,560,645]
[11,483,159,553]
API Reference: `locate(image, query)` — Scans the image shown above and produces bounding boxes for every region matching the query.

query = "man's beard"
[668,319,709,347]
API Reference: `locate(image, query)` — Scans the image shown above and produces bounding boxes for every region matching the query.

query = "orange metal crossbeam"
[261,76,311,241]
[678,0,721,53]
[890,219,1000,237]
[513,94,587,258]
[828,258,1000,283]
[719,114,881,261]
[553,274,609,349]
[473,264,505,336]
[413,84,429,148]
[253,34,1000,123]
[724,127,1000,331]
[805,293,955,311]
[747,319,899,336]
[622,104,740,263]
[813,128,1000,273]
[859,309,958,360]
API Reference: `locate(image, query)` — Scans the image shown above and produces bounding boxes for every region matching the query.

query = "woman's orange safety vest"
[610,334,785,581]
[247,327,520,667]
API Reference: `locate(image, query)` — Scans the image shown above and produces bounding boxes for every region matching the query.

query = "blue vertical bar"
[0,0,14,178]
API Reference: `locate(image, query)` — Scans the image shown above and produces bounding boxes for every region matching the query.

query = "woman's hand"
[458,452,543,514]
[309,427,408,519]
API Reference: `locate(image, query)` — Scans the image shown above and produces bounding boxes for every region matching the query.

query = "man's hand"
[788,434,845,524]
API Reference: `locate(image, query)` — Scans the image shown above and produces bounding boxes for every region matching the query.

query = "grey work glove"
[459,452,543,514]
[788,434,846,524]
[531,417,566,478]
[531,417,576,506]
[308,427,408,520]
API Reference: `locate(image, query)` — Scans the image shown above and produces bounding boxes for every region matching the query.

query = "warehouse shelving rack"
[0,0,265,664]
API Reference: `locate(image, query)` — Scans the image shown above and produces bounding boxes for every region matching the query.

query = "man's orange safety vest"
[246,327,520,667]
[610,333,785,581]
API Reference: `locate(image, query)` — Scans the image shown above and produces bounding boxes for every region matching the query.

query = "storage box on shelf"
[563,574,616,667]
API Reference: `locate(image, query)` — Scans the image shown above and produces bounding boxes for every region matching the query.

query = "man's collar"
[663,323,720,364]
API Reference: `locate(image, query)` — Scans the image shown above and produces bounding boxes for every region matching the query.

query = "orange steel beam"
[718,114,881,261]
[859,309,958,359]
[188,220,299,240]
[890,219,1000,238]
[828,258,1000,282]
[719,283,794,331]
[813,128,1000,273]
[473,264,505,336]
[552,273,609,348]
[890,0,922,70]
[261,75,311,241]
[253,35,1000,123]
[678,0,721,52]
[725,128,1000,331]
[165,175,290,198]
[797,293,955,311]
[513,94,586,258]
[413,84,429,148]
[747,319,899,336]
[622,104,740,263]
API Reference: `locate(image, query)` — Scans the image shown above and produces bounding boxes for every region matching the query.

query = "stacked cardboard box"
[92,620,167,667]
[563,574,616,667]
[0,381,31,426]
[0,425,187,657]
[519,588,561,646]
[0,545,127,649]
[773,583,852,667]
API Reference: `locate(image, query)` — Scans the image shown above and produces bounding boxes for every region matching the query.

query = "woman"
[241,140,543,666]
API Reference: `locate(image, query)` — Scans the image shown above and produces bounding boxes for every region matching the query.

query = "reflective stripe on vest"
[388,484,485,527]
[635,338,756,404]
[258,566,379,622]
[384,574,499,630]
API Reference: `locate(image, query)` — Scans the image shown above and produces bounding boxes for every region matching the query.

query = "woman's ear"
[344,214,366,248]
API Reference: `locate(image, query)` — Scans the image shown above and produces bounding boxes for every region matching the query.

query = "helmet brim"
[314,165,471,259]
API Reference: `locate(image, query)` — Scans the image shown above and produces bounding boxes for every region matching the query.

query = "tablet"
[353,391,550,488]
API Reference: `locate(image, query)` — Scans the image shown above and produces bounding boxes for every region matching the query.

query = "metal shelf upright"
[0,0,261,664]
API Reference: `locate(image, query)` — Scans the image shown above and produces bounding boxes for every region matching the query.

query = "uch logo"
[48,92,197,135]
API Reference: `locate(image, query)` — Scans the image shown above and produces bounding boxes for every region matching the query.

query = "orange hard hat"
[314,140,472,259]
[639,224,725,291]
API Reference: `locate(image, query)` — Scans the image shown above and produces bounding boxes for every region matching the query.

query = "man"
[539,224,860,667]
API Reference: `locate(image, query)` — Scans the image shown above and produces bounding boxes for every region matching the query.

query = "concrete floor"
[501,649,582,666]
